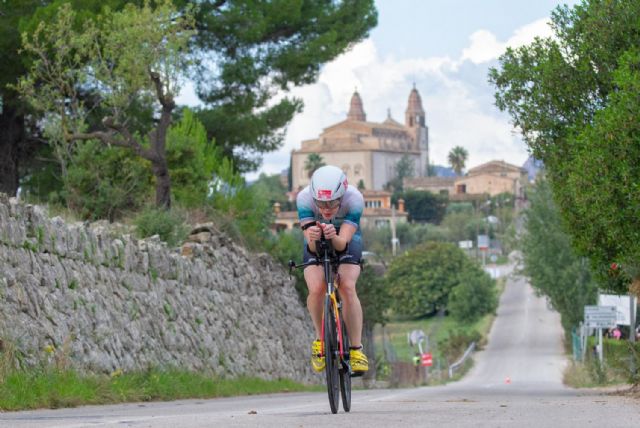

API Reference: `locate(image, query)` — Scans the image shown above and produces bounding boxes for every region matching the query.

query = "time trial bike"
[290,235,356,414]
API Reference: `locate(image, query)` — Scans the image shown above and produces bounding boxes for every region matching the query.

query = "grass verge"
[0,367,317,411]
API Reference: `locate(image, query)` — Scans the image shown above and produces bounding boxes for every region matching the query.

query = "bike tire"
[324,295,340,414]
[339,313,352,412]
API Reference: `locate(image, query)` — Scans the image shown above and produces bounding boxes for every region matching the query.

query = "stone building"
[290,87,429,191]
[404,159,528,201]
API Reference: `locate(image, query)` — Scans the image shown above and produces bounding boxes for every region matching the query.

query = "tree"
[447,146,468,176]
[448,269,497,323]
[385,241,478,318]
[303,153,325,178]
[0,0,138,197]
[489,0,640,293]
[191,0,378,172]
[521,178,598,331]
[18,1,195,209]
[393,189,447,223]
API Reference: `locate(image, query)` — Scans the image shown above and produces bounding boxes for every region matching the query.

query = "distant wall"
[0,194,314,383]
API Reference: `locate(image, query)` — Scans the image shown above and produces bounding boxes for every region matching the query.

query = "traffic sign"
[584,305,616,328]
[421,352,433,367]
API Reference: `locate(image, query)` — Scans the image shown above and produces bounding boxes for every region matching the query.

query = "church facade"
[291,87,429,191]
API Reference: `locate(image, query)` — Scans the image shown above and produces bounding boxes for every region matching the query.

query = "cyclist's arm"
[331,223,356,252]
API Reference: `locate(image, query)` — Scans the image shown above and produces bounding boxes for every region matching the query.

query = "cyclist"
[297,165,368,374]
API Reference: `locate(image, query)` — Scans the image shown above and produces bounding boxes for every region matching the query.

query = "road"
[2,272,639,427]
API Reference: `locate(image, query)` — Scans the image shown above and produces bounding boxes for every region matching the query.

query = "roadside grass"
[0,367,318,411]
[564,337,640,389]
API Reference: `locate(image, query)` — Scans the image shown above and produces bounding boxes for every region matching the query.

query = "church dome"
[347,91,366,121]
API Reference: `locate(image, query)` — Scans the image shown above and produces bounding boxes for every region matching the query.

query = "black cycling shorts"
[303,236,362,267]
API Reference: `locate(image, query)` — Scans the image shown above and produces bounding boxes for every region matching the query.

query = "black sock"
[349,345,363,350]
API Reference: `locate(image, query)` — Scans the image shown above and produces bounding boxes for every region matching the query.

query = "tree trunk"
[0,106,23,196]
[152,159,171,209]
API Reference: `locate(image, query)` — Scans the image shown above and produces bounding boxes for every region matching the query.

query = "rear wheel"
[339,311,352,412]
[324,295,340,414]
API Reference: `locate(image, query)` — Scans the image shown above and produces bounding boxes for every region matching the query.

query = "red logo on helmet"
[343,179,348,188]
[317,189,332,200]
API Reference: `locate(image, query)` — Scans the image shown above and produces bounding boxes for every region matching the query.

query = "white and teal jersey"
[296,185,364,234]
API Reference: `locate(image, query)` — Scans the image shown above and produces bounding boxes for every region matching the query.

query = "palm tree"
[448,146,469,176]
[304,153,326,178]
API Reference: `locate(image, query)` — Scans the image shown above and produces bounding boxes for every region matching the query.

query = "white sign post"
[584,305,617,363]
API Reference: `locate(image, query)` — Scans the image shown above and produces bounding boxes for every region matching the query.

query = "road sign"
[477,235,489,250]
[584,305,617,328]
[421,352,433,367]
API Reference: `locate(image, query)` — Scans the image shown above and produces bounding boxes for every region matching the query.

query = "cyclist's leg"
[336,263,363,346]
[303,265,325,338]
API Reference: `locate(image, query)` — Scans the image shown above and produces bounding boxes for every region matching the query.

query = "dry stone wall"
[0,194,315,383]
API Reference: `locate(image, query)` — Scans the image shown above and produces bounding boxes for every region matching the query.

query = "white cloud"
[249,18,556,180]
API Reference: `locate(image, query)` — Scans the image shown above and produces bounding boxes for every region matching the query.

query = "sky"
[178,0,580,181]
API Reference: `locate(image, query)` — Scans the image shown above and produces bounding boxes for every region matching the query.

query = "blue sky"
[179,1,580,180]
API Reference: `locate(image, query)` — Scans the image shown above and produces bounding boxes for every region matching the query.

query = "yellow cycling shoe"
[350,348,369,373]
[311,339,325,372]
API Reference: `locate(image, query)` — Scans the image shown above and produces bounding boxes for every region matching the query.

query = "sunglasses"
[315,199,341,209]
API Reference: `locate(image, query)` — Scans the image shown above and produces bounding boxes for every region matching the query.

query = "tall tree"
[304,153,325,178]
[18,1,195,208]
[447,146,468,176]
[489,0,640,293]
[521,178,598,331]
[190,0,378,172]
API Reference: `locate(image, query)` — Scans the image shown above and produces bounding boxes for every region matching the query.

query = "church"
[290,86,430,191]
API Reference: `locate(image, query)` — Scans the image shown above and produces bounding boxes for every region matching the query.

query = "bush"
[134,207,189,247]
[448,269,497,323]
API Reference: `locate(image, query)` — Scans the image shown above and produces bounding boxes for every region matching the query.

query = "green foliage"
[250,173,292,211]
[385,241,482,318]
[359,261,391,327]
[207,158,272,251]
[393,190,447,223]
[63,140,151,221]
[192,0,378,172]
[521,179,598,331]
[17,1,196,208]
[448,270,497,323]
[489,0,640,292]
[448,146,468,176]
[134,207,189,247]
[166,109,220,207]
[266,229,307,300]
[437,328,481,364]
[361,222,449,259]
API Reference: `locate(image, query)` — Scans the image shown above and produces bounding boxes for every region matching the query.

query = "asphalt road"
[2,272,639,427]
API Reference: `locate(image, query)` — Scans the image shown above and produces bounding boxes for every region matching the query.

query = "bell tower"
[347,90,366,121]
[405,85,429,176]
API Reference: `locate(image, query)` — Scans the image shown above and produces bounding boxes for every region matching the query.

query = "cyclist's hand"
[307,225,322,241]
[319,223,337,239]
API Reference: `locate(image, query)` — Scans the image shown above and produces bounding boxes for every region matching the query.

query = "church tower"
[347,90,366,121]
[405,86,429,176]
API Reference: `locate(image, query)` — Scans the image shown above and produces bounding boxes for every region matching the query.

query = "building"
[290,86,429,191]
[404,160,527,202]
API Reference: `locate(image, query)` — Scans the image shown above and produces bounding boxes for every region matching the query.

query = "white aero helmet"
[310,165,348,201]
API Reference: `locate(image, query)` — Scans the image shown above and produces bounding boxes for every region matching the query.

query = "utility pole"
[391,204,398,256]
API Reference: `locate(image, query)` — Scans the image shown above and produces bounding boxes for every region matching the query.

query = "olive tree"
[18,1,195,208]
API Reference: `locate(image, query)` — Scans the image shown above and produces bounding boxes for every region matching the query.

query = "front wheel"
[324,295,340,414]
[339,313,352,412]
